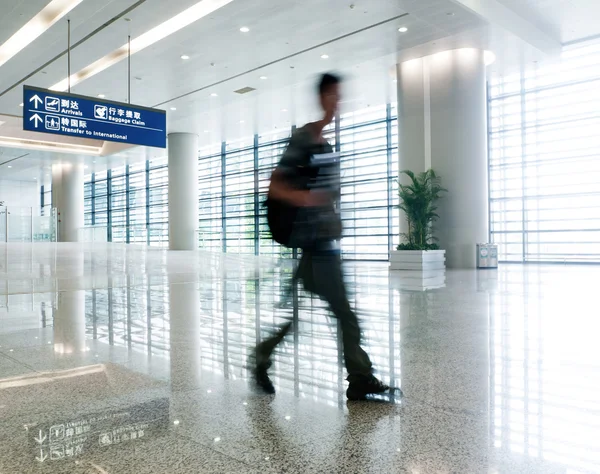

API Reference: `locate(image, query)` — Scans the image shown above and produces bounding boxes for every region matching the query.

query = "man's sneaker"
[346,375,391,401]
[252,347,275,394]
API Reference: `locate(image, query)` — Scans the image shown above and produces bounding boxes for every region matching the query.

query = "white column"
[52,163,84,242]
[397,49,488,269]
[168,133,199,251]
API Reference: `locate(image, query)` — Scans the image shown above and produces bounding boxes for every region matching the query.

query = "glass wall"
[84,104,399,260]
[488,41,600,263]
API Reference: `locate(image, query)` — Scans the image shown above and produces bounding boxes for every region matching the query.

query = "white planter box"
[389,250,446,271]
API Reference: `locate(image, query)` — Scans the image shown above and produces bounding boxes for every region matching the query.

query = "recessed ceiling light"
[210,93,218,97]
[49,0,234,91]
[240,26,250,33]
[239,120,245,124]
[320,54,329,59]
[7,165,12,168]
[97,94,105,98]
[204,130,209,133]
[281,108,287,112]
[180,54,190,60]
[398,27,408,33]
[0,0,83,69]
[93,160,96,163]
[260,75,267,80]
[170,107,177,111]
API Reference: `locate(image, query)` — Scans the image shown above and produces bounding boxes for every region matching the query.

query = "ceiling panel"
[0,0,50,45]
[498,0,600,43]
[1,0,595,177]
[0,0,143,97]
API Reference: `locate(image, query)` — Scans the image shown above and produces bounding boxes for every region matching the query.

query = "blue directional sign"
[23,86,166,148]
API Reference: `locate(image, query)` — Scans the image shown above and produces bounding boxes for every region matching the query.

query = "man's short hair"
[318,73,341,96]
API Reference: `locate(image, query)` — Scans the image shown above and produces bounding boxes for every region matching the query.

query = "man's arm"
[268,130,328,208]
[269,168,311,207]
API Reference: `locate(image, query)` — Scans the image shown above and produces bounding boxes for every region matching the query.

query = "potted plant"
[390,169,447,271]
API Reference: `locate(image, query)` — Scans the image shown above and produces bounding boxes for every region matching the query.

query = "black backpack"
[265,129,335,249]
[265,197,297,247]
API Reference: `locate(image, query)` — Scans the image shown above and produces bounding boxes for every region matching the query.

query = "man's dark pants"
[258,251,373,382]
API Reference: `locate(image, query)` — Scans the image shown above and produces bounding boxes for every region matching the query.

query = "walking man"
[253,73,393,401]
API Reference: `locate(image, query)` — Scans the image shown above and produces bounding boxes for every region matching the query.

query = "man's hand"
[269,170,331,208]
[301,190,330,207]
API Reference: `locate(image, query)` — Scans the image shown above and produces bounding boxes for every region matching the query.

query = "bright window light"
[50,0,234,91]
[484,50,496,66]
[0,0,83,69]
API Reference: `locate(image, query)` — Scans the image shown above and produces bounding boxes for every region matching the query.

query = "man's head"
[318,73,341,124]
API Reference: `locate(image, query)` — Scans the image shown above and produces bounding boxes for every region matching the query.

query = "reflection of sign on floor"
[35,449,48,463]
[49,424,65,442]
[27,399,169,465]
[34,430,47,445]
[99,432,112,446]
[50,445,64,461]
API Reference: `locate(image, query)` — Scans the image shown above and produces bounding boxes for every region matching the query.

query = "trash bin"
[477,243,498,269]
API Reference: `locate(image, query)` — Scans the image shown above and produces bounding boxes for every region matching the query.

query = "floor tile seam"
[0,351,41,373]
[173,430,261,469]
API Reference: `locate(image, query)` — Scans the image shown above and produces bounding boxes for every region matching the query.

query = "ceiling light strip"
[153,12,410,107]
[0,0,84,69]
[0,136,101,155]
[50,0,234,91]
[0,0,148,98]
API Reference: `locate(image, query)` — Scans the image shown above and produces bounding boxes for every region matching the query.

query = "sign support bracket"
[67,20,71,93]
[128,36,131,104]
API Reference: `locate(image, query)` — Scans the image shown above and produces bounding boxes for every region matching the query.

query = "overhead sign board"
[23,85,166,148]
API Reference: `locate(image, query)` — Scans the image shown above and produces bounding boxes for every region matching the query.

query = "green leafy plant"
[397,169,447,251]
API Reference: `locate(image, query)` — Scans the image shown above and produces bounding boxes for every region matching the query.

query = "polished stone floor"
[0,243,599,473]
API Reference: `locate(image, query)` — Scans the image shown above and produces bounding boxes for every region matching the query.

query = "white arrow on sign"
[29,95,43,109]
[34,430,47,445]
[30,114,42,128]
[36,449,48,463]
